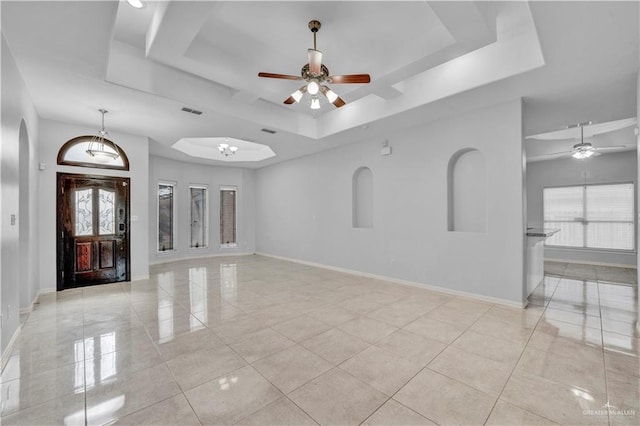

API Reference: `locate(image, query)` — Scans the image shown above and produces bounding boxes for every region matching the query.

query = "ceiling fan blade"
[544,151,573,157]
[320,85,346,108]
[594,145,628,151]
[258,72,302,81]
[283,96,296,105]
[329,74,371,84]
[308,49,323,75]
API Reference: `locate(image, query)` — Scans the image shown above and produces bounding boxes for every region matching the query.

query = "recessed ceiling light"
[126,0,145,9]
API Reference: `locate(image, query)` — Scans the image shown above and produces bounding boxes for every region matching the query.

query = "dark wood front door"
[57,173,130,290]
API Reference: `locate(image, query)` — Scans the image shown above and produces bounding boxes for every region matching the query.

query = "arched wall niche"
[57,135,130,171]
[352,166,373,228]
[447,148,487,232]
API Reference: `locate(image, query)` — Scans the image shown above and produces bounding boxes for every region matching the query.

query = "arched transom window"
[57,135,129,171]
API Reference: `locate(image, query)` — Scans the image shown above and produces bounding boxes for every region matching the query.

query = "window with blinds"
[220,187,237,247]
[158,182,175,252]
[544,183,634,250]
[190,185,208,249]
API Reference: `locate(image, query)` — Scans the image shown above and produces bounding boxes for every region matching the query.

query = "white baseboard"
[1,324,22,372]
[149,252,255,266]
[131,275,150,281]
[255,252,526,309]
[19,294,38,315]
[545,257,637,269]
[19,288,56,315]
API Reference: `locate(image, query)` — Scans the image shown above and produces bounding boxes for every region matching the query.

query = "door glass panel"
[99,189,115,235]
[74,188,93,236]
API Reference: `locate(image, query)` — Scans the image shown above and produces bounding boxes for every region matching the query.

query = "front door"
[57,173,130,290]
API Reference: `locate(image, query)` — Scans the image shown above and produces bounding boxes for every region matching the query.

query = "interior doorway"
[57,173,130,290]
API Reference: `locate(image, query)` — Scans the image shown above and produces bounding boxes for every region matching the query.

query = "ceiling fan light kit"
[572,149,594,160]
[258,20,371,110]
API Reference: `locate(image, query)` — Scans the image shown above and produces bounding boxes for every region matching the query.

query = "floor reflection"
[156,271,175,343]
[189,267,208,327]
[220,263,237,302]
[1,355,21,415]
[0,257,636,425]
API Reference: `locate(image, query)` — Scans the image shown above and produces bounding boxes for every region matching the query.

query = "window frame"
[188,184,209,250]
[157,181,177,254]
[543,182,636,252]
[219,186,238,248]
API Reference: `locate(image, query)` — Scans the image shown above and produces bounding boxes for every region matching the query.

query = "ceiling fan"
[258,20,371,109]
[543,122,628,160]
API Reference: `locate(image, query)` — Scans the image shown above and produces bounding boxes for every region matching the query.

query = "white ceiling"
[2,1,638,168]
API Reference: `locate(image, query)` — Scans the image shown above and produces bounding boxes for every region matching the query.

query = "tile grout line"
[82,292,88,426]
[356,346,449,426]
[358,303,492,426]
[480,274,562,426]
[596,280,613,426]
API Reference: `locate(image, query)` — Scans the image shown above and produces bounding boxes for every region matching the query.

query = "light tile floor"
[1,256,638,425]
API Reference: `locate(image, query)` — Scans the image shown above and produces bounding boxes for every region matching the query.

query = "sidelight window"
[220,187,237,247]
[158,182,176,252]
[190,185,208,249]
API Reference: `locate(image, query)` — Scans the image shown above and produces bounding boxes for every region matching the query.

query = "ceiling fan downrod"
[308,20,321,50]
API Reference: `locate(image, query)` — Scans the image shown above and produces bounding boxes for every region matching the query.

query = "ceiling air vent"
[261,128,276,134]
[181,107,203,115]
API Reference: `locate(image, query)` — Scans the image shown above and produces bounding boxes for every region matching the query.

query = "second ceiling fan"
[258,20,371,109]
[544,122,628,160]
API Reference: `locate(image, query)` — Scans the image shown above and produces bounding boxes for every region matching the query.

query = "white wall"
[527,151,637,267]
[148,156,256,264]
[38,119,150,288]
[1,35,40,355]
[256,99,526,305]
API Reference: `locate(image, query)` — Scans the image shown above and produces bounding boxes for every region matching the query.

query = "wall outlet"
[10,214,16,226]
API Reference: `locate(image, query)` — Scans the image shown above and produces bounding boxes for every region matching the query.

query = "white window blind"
[544,183,634,250]
[189,186,208,249]
[220,187,237,247]
[158,183,175,252]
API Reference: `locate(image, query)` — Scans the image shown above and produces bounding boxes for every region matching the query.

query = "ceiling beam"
[145,1,216,60]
